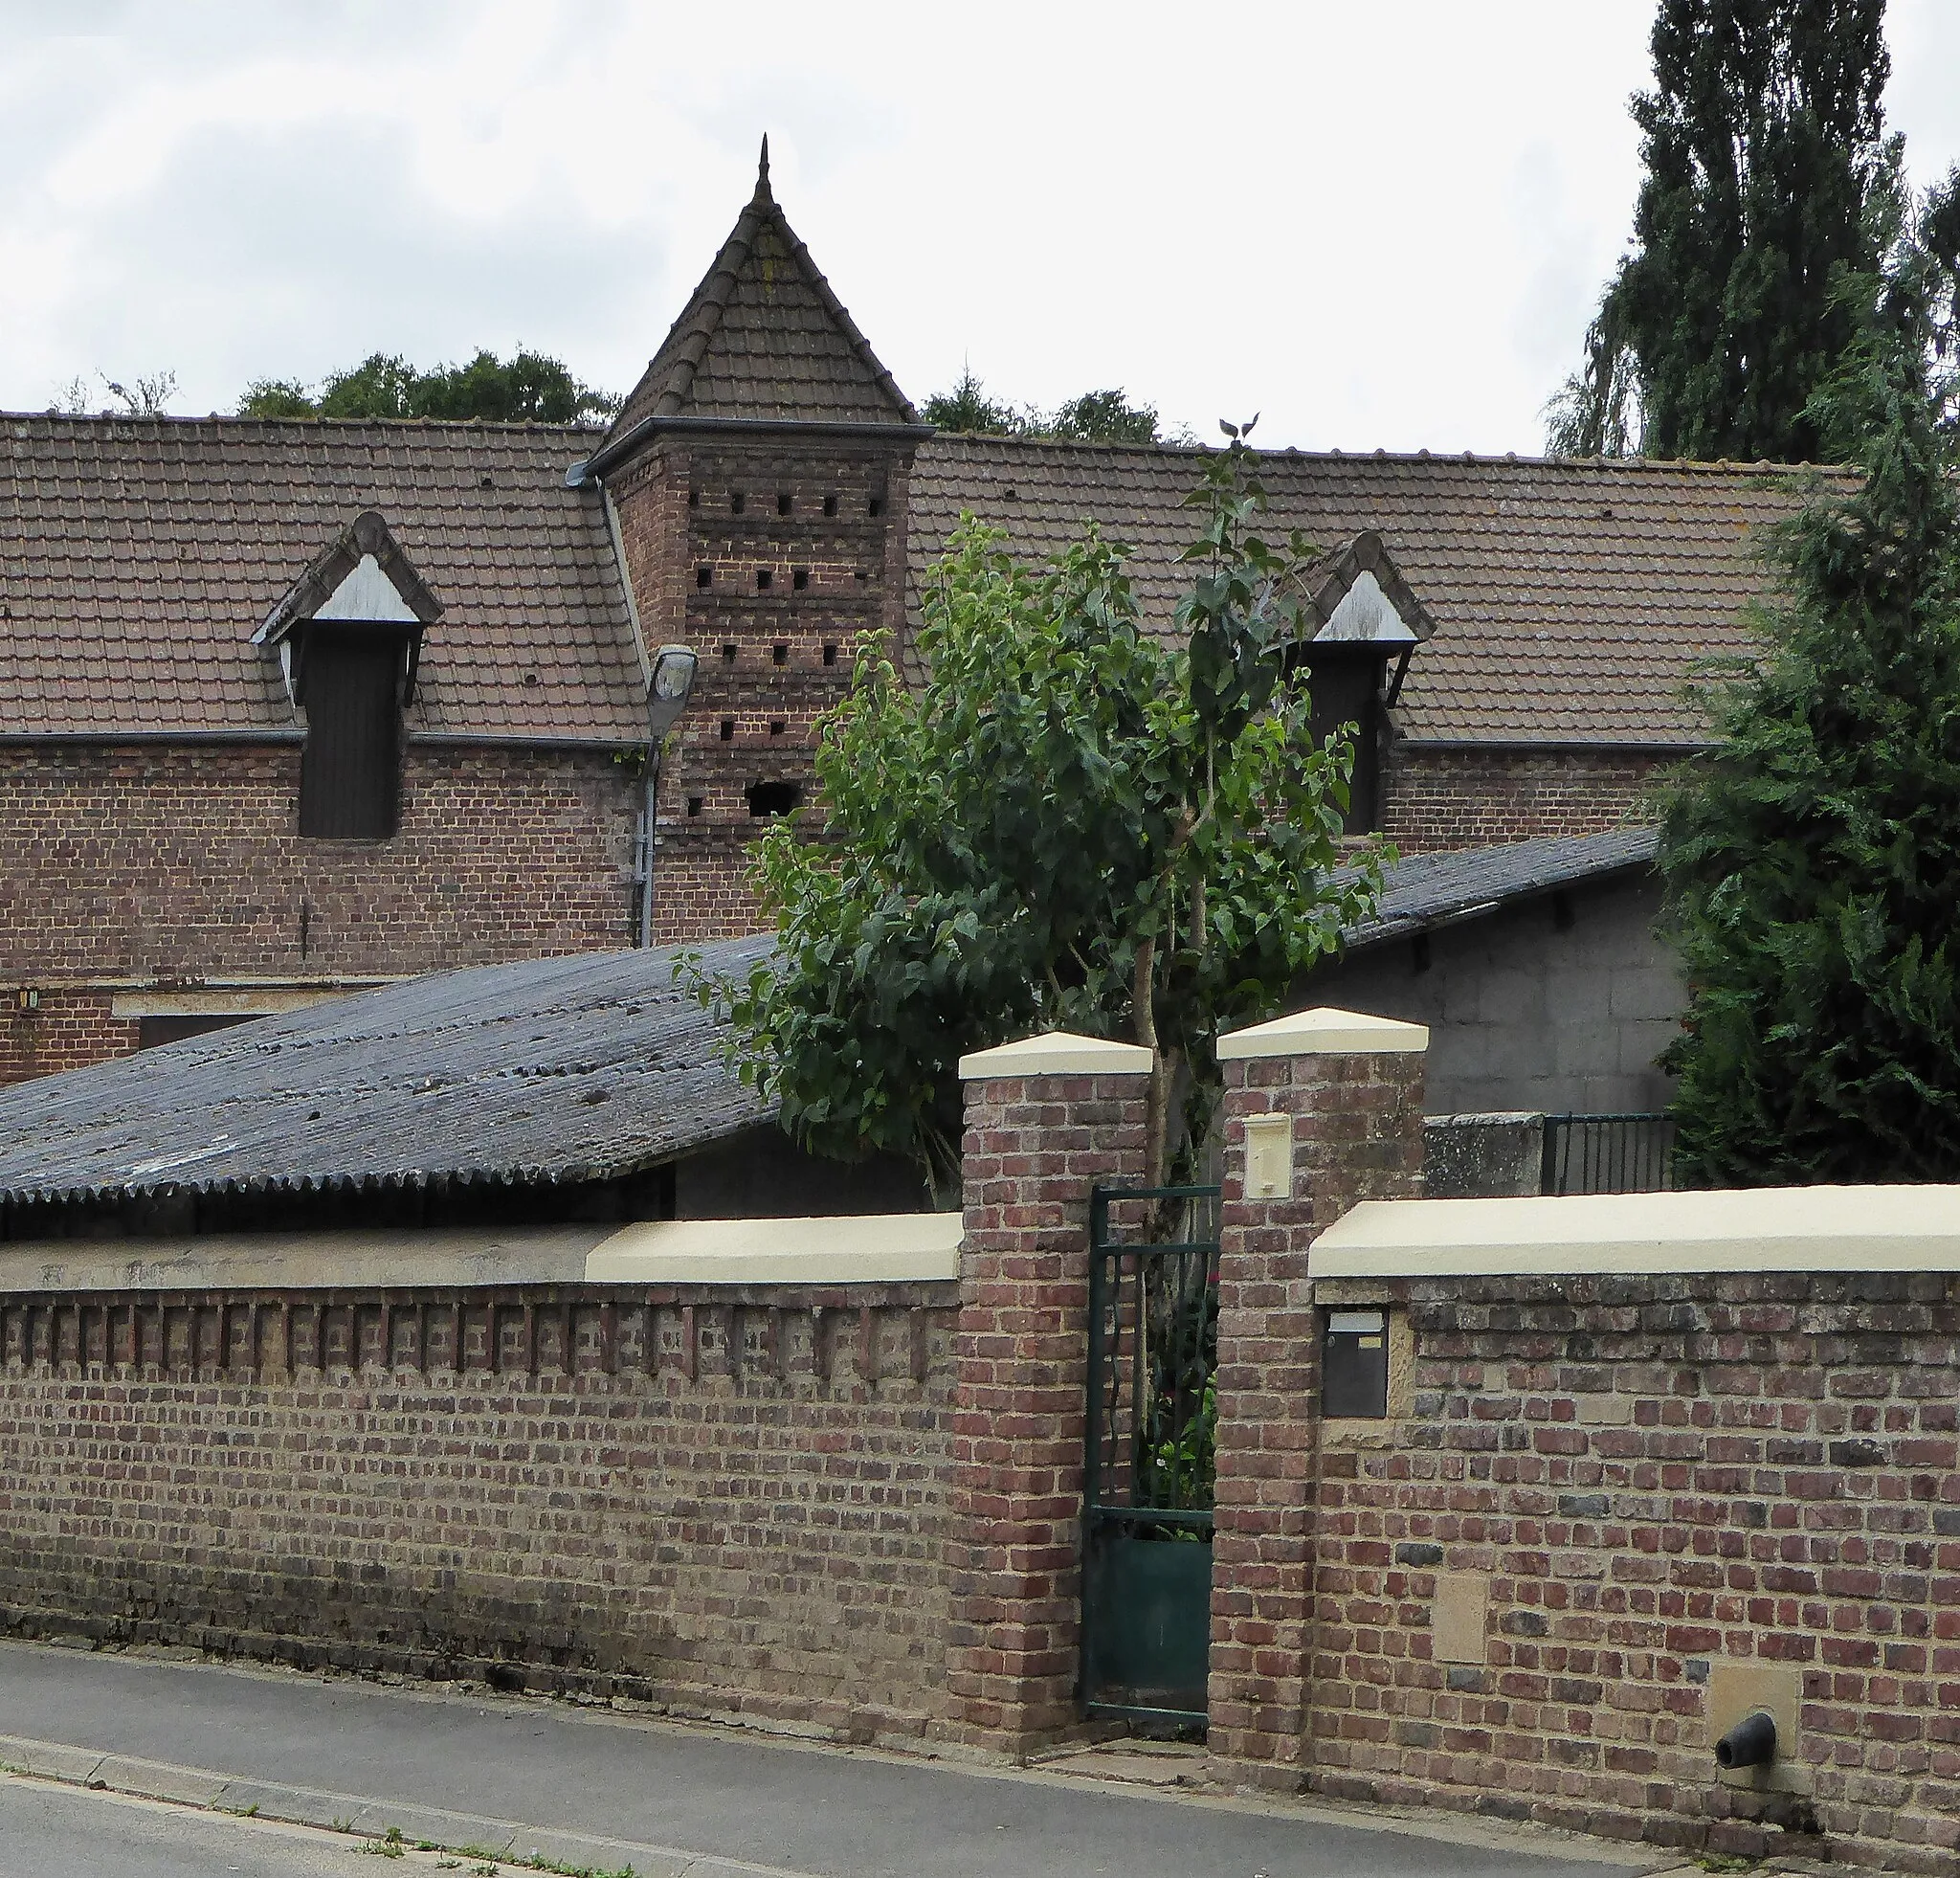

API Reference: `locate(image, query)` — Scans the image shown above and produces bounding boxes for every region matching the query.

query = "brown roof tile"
[0,414,646,741]
[906,436,1830,745]
[604,142,917,438]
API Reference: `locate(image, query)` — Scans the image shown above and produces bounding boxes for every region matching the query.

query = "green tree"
[923,369,1180,443]
[1656,173,1960,1181]
[688,438,1388,1201]
[1548,0,1900,461]
[238,348,619,424]
[1048,389,1169,444]
[921,366,1030,435]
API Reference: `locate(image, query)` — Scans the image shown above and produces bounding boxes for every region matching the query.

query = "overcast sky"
[3,0,1956,454]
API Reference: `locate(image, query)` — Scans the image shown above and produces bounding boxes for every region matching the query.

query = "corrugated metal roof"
[0,935,773,1209]
[1340,826,1660,950]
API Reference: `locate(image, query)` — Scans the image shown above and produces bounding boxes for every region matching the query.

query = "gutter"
[568,413,937,486]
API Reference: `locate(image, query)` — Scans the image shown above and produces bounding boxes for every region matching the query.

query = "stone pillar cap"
[1217,1006,1429,1061]
[958,1030,1154,1080]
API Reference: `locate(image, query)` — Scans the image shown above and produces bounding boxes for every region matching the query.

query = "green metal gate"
[1080,1183,1220,1727]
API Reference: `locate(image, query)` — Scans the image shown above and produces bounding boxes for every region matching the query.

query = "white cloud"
[0,0,1952,446]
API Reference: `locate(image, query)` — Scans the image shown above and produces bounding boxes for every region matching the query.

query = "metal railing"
[1541,1112,1677,1196]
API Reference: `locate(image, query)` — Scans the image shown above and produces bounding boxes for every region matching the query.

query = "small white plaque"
[1244,1114,1294,1200]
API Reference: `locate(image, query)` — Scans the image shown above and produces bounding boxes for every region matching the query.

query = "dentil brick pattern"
[945,1070,1149,1754]
[1209,1048,1426,1785]
[0,1282,957,1740]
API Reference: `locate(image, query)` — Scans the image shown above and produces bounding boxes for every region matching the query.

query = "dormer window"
[1290,538,1434,837]
[255,510,443,842]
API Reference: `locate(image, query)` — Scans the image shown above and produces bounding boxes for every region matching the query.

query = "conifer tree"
[1657,174,1960,1181]
[1548,0,1899,461]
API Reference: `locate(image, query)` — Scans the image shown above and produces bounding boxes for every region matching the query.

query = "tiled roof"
[1339,826,1660,950]
[605,145,918,439]
[0,414,646,741]
[0,934,774,1211]
[908,436,1831,745]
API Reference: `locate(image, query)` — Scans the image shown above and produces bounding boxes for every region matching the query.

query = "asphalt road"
[0,1777,371,1878]
[0,1642,1662,1878]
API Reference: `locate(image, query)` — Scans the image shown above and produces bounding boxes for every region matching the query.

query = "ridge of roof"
[602,141,918,444]
[3,410,599,438]
[918,431,1841,477]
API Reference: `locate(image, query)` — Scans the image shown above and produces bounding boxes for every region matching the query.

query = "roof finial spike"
[756,134,771,198]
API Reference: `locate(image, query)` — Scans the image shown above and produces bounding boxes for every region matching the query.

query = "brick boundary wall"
[944,1039,1151,1756]
[0,1279,959,1742]
[1307,1267,1960,1873]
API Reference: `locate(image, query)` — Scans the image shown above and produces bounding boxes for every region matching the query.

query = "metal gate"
[1080,1183,1220,1727]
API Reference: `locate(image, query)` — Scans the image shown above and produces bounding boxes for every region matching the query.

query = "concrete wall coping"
[1313,1183,1960,1277]
[957,1030,1153,1080]
[586,1213,963,1284]
[1217,1006,1430,1061]
[0,1215,964,1294]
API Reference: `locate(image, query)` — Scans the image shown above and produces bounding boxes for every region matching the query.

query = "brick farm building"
[1,147,1817,1090]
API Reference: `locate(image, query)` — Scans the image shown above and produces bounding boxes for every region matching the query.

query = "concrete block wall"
[1303,869,1680,1115]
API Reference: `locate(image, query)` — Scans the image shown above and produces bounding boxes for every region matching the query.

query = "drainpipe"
[637,645,701,950]
[638,741,662,948]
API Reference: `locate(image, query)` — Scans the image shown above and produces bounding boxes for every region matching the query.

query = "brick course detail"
[1382,746,1670,853]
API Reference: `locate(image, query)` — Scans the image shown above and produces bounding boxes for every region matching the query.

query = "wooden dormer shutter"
[297,627,403,838]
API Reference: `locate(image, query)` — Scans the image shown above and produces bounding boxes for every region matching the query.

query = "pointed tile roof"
[603,140,919,443]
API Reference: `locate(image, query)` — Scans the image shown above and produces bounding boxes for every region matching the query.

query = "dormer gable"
[1289,533,1437,838]
[1298,532,1435,648]
[256,511,444,840]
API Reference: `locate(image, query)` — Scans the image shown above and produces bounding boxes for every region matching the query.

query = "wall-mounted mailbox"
[1244,1113,1294,1201]
[1325,1308,1390,1418]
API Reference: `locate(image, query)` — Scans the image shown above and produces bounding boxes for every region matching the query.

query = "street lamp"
[639,643,699,947]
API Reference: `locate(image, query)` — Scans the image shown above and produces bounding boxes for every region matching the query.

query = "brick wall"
[0,991,136,1085]
[0,742,640,1079]
[1307,1269,1960,1873]
[0,1279,958,1740]
[1383,746,1671,853]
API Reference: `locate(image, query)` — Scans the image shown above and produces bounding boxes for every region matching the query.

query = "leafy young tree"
[238,348,619,425]
[1656,174,1960,1181]
[689,438,1388,1201]
[1547,0,1899,461]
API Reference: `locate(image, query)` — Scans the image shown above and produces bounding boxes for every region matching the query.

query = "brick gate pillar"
[1207,1007,1427,1787]
[944,1029,1153,1757]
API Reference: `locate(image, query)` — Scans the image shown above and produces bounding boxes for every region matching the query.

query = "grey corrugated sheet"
[0,935,774,1209]
[1340,826,1660,950]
